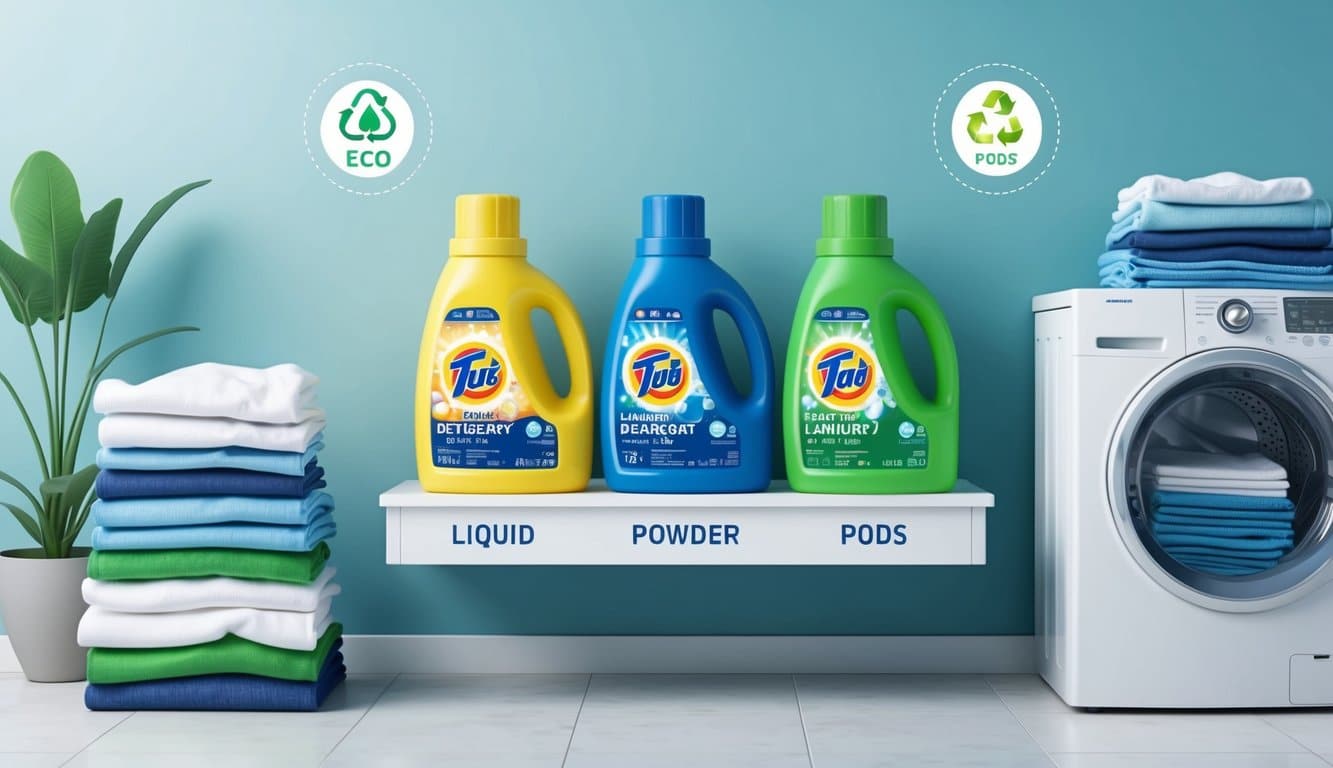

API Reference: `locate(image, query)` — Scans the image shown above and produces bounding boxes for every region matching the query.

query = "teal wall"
[1,0,1330,635]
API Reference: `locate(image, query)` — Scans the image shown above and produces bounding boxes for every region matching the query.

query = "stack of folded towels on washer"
[77,363,344,711]
[1099,172,1333,289]
[1146,448,1295,576]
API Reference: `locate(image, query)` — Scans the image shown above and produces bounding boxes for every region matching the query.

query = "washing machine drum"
[1110,348,1333,613]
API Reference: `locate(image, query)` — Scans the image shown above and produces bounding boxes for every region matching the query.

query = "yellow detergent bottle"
[415,194,593,493]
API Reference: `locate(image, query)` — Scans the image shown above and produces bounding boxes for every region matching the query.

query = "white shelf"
[381,480,993,566]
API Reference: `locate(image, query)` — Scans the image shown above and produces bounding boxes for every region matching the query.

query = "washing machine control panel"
[1283,298,1333,334]
[1185,294,1333,356]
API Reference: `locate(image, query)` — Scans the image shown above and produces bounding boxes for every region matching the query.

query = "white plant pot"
[0,548,89,682]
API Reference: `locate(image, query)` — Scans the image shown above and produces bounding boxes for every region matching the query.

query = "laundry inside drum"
[1122,365,1333,601]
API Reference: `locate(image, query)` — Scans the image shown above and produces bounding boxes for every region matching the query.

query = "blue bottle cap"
[636,194,710,257]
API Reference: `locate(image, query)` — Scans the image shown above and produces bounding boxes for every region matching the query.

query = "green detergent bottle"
[784,194,960,493]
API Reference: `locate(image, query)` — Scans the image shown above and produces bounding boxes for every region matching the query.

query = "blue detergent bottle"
[602,194,775,493]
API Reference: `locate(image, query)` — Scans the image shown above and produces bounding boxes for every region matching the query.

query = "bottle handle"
[874,287,959,418]
[514,279,593,422]
[703,281,775,414]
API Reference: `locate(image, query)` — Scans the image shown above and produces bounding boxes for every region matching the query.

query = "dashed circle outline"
[303,62,434,196]
[932,63,1060,196]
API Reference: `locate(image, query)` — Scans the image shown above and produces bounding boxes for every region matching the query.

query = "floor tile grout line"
[1256,713,1328,758]
[791,674,816,768]
[560,673,594,768]
[59,709,138,767]
[318,673,401,766]
[983,675,1060,764]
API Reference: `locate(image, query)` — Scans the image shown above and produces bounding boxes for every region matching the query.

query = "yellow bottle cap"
[450,194,528,257]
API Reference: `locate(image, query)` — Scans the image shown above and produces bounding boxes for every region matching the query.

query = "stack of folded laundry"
[77,363,344,711]
[1098,172,1333,289]
[1146,448,1295,576]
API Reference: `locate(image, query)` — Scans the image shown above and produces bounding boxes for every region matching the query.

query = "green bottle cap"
[816,194,894,257]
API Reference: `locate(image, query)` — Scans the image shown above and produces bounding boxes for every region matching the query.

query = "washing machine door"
[1108,347,1333,613]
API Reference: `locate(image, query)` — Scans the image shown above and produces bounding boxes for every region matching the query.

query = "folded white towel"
[82,568,339,614]
[1154,476,1289,492]
[95,363,322,425]
[1152,481,1289,498]
[77,598,333,651]
[1115,172,1313,220]
[1146,449,1288,481]
[98,413,326,452]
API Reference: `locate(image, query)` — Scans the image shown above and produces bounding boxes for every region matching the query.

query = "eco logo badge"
[304,63,433,195]
[933,64,1059,195]
[319,80,413,179]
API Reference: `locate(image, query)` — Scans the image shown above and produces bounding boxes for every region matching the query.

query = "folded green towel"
[87,542,330,583]
[87,623,342,685]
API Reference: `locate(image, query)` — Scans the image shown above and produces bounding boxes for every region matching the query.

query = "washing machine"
[1034,288,1333,708]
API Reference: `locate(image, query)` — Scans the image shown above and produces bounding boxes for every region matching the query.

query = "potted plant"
[0,151,207,681]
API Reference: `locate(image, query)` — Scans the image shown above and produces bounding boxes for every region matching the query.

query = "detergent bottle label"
[799,306,928,470]
[428,307,558,470]
[613,307,740,470]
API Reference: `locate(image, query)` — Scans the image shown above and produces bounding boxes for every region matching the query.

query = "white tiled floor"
[2,671,1332,766]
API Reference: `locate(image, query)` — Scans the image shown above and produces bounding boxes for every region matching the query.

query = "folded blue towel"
[92,508,336,552]
[1174,552,1283,569]
[1101,244,1333,267]
[1100,262,1333,289]
[1154,511,1293,529]
[1108,228,1333,251]
[85,650,345,711]
[1152,492,1295,511]
[1164,545,1290,561]
[1101,261,1333,283]
[97,438,324,477]
[1152,521,1293,539]
[1176,559,1272,576]
[1107,199,1332,243]
[1156,531,1293,551]
[93,491,335,528]
[96,463,325,501]
[1097,250,1333,274]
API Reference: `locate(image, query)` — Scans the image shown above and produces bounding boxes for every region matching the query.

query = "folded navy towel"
[1109,228,1333,251]
[96,462,325,500]
[85,650,345,711]
[1152,492,1294,512]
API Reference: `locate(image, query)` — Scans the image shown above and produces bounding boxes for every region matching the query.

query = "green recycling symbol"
[967,90,1023,146]
[338,88,397,142]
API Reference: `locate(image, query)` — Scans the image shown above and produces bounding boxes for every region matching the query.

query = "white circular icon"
[949,80,1043,178]
[319,80,415,179]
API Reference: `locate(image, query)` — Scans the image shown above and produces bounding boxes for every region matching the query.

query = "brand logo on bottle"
[624,340,692,408]
[443,342,507,406]
[809,339,877,410]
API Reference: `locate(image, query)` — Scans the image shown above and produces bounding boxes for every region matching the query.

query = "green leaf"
[0,237,54,324]
[107,179,210,298]
[91,325,199,381]
[40,463,98,505]
[1,501,43,545]
[0,468,42,511]
[10,151,84,275]
[64,198,120,315]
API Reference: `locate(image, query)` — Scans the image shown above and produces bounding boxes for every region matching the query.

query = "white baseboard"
[0,634,1035,675]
